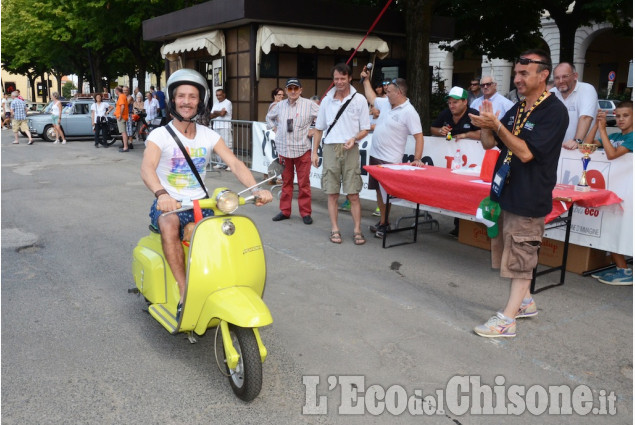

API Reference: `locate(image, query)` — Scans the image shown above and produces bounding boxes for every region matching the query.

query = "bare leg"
[348,193,362,234]
[502,278,531,319]
[122,131,129,149]
[327,193,340,232]
[612,253,628,269]
[157,214,186,302]
[375,188,387,224]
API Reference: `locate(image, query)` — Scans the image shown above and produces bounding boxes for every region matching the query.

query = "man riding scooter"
[140,69,273,321]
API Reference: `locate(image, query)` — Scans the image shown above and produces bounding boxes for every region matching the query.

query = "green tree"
[437,0,632,63]
[62,81,77,99]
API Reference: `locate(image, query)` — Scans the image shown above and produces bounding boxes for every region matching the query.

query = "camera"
[286,118,294,132]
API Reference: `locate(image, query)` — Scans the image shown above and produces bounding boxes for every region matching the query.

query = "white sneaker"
[225,167,231,171]
[61,140,67,144]
[53,140,59,144]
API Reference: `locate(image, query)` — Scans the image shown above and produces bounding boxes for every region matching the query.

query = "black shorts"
[367,156,392,190]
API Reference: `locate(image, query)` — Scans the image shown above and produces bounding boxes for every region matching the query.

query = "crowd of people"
[6,50,631,328]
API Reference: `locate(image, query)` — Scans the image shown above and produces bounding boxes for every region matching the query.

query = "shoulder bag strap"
[325,92,356,138]
[165,124,209,199]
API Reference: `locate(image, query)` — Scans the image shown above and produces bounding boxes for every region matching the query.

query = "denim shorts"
[149,199,214,239]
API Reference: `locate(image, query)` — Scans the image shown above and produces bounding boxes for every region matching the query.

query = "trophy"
[576,143,598,191]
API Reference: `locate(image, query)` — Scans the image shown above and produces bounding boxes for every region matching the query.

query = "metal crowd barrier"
[207,120,254,171]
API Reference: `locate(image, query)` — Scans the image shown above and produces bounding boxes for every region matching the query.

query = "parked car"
[24,101,49,115]
[27,97,119,142]
[598,99,619,126]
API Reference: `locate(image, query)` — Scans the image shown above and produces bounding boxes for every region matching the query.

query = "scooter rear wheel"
[220,325,263,402]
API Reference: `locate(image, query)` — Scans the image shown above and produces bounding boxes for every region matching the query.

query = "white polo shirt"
[370,97,422,163]
[315,86,370,144]
[550,81,598,142]
[470,92,514,119]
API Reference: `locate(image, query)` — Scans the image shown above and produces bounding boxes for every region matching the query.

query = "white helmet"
[165,68,210,121]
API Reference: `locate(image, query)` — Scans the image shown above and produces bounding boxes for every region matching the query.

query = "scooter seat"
[149,224,160,234]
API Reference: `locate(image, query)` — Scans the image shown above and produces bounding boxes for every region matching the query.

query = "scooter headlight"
[216,190,239,214]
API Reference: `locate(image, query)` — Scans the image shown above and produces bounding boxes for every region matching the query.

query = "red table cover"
[364,165,623,223]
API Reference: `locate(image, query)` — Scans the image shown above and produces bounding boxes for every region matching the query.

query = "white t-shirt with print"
[147,122,220,200]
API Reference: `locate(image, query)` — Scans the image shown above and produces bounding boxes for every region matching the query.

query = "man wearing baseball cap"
[431,86,481,141]
[266,77,319,224]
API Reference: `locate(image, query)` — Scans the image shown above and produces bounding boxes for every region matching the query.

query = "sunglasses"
[480,82,494,88]
[286,86,300,92]
[382,78,403,94]
[516,57,550,66]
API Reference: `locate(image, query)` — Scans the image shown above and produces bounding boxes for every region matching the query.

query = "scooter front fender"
[194,286,273,335]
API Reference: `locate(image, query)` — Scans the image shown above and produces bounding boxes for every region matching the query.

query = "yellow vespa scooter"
[130,183,273,402]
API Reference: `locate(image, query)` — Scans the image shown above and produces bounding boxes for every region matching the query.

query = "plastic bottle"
[452,149,462,170]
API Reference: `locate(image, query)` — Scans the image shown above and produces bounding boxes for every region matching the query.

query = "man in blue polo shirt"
[153,85,166,118]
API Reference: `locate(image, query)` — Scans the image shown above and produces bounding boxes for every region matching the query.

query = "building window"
[298,53,317,78]
[260,51,279,78]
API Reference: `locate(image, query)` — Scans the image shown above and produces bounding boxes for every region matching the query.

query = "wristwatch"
[575,138,583,144]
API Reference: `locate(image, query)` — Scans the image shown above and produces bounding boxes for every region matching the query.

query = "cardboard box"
[458,219,491,251]
[538,238,613,275]
[457,220,613,275]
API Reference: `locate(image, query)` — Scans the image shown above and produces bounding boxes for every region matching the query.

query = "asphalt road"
[1,130,632,424]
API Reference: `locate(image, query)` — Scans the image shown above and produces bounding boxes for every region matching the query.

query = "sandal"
[329,231,342,244]
[353,232,366,246]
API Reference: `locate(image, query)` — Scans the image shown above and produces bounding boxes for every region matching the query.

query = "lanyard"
[503,90,549,164]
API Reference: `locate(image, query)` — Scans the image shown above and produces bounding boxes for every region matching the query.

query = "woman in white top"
[50,92,66,144]
[90,93,114,147]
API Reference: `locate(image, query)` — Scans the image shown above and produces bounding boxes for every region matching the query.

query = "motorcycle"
[129,178,275,401]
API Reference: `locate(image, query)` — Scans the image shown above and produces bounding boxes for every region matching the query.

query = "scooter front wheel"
[220,325,263,402]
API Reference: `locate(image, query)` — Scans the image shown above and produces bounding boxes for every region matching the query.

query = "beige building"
[1,69,70,102]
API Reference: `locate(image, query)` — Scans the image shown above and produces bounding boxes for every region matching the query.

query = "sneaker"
[591,267,616,279]
[375,223,391,238]
[372,207,381,217]
[225,167,231,171]
[61,140,67,144]
[53,140,59,144]
[474,312,516,338]
[516,300,538,318]
[338,199,351,212]
[213,164,225,169]
[370,220,381,233]
[598,268,633,286]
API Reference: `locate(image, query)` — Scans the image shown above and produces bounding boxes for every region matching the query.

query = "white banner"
[544,149,632,255]
[252,122,632,255]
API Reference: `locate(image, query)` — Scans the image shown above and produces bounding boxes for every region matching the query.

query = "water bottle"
[452,149,462,170]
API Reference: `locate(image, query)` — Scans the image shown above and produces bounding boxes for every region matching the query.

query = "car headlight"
[216,190,239,214]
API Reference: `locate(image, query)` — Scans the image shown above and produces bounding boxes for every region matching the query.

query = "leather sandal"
[329,231,342,244]
[353,232,366,246]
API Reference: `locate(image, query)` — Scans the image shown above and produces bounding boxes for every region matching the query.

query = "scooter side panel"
[194,287,273,335]
[132,234,172,304]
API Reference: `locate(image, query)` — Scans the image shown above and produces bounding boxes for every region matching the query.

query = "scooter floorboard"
[148,303,178,334]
